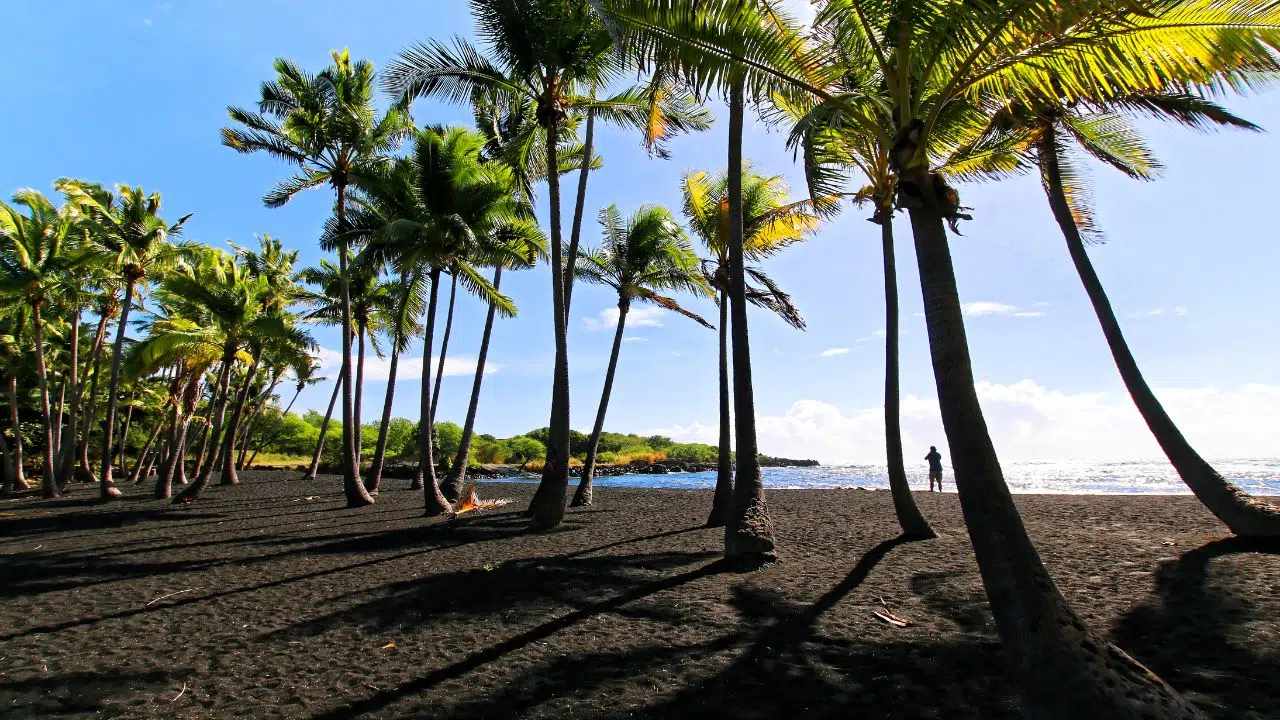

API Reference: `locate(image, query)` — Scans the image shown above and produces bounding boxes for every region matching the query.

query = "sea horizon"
[502,457,1280,495]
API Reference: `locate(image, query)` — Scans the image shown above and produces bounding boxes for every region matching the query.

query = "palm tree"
[680,167,820,526]
[58,181,189,498]
[222,48,413,508]
[364,267,426,493]
[0,190,97,497]
[385,0,625,529]
[966,91,1280,536]
[353,128,517,513]
[0,317,28,492]
[570,205,712,506]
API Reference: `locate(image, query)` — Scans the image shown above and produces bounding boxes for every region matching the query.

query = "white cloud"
[856,329,888,343]
[820,347,851,357]
[143,17,152,25]
[313,346,500,382]
[962,301,1045,318]
[1129,308,1166,318]
[646,380,1280,464]
[583,305,666,331]
[778,0,817,26]
[1174,306,1189,316]
[623,337,648,344]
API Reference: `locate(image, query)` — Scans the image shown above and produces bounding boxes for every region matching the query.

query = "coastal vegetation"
[4,1,1280,717]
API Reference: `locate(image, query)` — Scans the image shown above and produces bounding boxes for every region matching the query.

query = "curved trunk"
[77,306,112,484]
[563,110,595,317]
[429,271,457,425]
[305,369,342,480]
[248,383,301,468]
[365,342,401,494]
[706,289,733,527]
[176,348,234,502]
[723,77,776,566]
[1041,137,1280,537]
[904,180,1201,718]
[528,108,571,529]
[117,388,137,479]
[880,215,934,538]
[157,409,187,500]
[99,278,136,498]
[416,267,452,515]
[52,382,65,462]
[32,301,60,498]
[237,371,282,469]
[336,187,374,508]
[57,305,82,488]
[130,416,164,484]
[6,376,28,492]
[572,299,629,507]
[443,266,502,502]
[218,357,259,486]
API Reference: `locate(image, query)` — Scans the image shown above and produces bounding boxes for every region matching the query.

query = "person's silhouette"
[925,446,944,492]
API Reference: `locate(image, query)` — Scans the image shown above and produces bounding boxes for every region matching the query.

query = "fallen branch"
[171,681,187,702]
[146,588,202,606]
[873,595,911,627]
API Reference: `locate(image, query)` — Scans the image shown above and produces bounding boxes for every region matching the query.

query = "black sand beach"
[1,471,1277,718]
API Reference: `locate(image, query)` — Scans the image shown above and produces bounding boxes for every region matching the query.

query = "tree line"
[5,1,1280,716]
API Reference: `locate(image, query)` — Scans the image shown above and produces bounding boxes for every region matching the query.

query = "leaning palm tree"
[680,166,821,527]
[58,180,189,498]
[0,190,94,497]
[222,48,413,508]
[363,266,426,493]
[963,91,1280,536]
[570,204,712,506]
[385,0,627,529]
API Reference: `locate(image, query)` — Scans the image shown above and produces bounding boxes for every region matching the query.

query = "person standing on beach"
[926,446,944,492]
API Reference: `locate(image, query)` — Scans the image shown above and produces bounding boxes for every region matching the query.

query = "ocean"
[508,458,1280,495]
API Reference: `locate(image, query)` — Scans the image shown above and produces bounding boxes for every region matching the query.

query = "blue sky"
[4,1,1279,463]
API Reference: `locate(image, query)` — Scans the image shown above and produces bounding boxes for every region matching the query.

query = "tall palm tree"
[58,181,189,498]
[0,190,93,497]
[680,167,819,526]
[222,48,413,508]
[570,204,712,506]
[0,316,29,492]
[385,0,626,529]
[967,91,1280,536]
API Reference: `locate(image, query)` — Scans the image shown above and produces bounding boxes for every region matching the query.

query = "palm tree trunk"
[218,357,258,486]
[706,289,733,527]
[305,368,342,480]
[365,340,401,494]
[6,376,28,492]
[563,110,595,317]
[904,174,1201,718]
[0,426,18,493]
[32,301,60,498]
[237,371,282,469]
[77,305,113,483]
[130,415,164,484]
[177,348,234,502]
[443,266,502,502]
[99,278,136,498]
[571,299,629,507]
[56,304,82,488]
[416,267,452,515]
[430,271,457,425]
[336,185,374,508]
[249,383,302,468]
[157,404,187,500]
[52,381,65,460]
[1040,137,1280,537]
[117,388,137,479]
[723,76,776,566]
[354,325,367,464]
[880,214,933,539]
[528,106,571,530]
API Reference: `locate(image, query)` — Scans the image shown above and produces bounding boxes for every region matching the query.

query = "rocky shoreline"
[311,455,820,480]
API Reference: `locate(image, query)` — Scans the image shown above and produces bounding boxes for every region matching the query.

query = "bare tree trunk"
[176,348,234,503]
[130,414,165,484]
[1041,135,1280,537]
[880,214,934,539]
[416,267,452,515]
[57,304,82,489]
[247,382,301,468]
[723,77,776,566]
[706,289,733,527]
[6,376,28,492]
[572,299,628,507]
[52,381,65,461]
[354,325,366,464]
[305,368,342,480]
[0,426,18,493]
[336,186,373,508]
[218,358,258,486]
[905,168,1201,718]
[528,107,571,529]
[99,278,136,498]
[237,370,282,469]
[32,301,60,498]
[117,387,137,480]
[563,110,594,317]
[429,271,457,425]
[365,341,401,494]
[77,305,113,484]
[442,266,501,502]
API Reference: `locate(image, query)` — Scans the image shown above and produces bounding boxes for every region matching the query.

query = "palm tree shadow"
[1112,536,1280,719]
